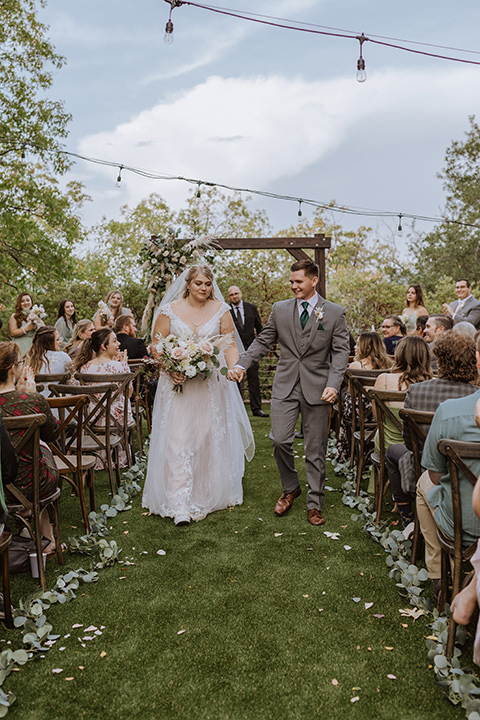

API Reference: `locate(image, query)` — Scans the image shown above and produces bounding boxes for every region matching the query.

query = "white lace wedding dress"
[142,302,255,523]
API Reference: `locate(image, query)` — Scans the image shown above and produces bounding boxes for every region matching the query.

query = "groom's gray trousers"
[270,379,330,511]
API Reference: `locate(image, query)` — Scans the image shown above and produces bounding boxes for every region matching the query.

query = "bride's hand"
[171,371,186,386]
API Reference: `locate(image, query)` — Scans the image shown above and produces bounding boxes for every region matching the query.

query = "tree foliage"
[0,0,85,299]
[413,116,480,291]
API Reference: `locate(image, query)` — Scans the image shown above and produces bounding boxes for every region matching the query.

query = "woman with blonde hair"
[93,289,132,330]
[349,332,394,371]
[64,320,94,359]
[143,265,254,526]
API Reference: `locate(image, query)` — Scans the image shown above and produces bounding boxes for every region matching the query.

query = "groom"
[228,259,350,525]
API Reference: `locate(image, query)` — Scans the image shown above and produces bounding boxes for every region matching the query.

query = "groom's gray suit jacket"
[238,296,350,404]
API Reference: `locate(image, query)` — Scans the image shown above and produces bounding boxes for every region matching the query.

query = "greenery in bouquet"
[140,228,221,337]
[154,332,230,393]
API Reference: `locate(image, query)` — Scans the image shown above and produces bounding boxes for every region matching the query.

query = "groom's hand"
[321,386,337,403]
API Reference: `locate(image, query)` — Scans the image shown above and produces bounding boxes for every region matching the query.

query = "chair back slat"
[399,408,435,479]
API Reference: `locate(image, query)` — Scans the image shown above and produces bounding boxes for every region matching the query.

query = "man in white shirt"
[442,279,480,329]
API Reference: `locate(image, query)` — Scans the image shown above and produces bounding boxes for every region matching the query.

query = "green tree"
[413,116,480,290]
[0,0,86,300]
[177,187,271,237]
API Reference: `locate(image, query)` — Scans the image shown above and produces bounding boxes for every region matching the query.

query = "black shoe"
[252,410,269,417]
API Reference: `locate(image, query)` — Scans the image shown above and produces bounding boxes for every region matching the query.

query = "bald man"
[228,286,268,417]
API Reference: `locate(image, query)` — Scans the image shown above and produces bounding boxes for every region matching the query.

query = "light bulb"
[116,167,122,188]
[298,201,303,217]
[164,19,174,44]
[397,214,403,236]
[356,57,367,83]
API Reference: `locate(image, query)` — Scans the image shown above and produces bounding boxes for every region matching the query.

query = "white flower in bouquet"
[27,304,47,326]
[185,365,197,378]
[97,300,113,325]
[198,361,207,371]
[170,346,189,362]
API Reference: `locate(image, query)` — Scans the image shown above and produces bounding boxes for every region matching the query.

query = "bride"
[142,265,255,525]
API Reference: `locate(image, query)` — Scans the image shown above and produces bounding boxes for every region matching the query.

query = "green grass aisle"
[2,418,465,720]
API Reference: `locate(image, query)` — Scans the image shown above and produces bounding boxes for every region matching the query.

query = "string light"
[298,200,303,217]
[356,33,368,83]
[165,1,480,69]
[397,213,403,236]
[116,165,123,187]
[164,0,183,44]
[5,137,480,232]
[196,182,202,198]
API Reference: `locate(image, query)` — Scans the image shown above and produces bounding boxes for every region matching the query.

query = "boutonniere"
[314,306,325,330]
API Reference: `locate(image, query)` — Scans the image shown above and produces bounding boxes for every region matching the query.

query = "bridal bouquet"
[97,300,113,326]
[154,333,230,392]
[26,304,46,326]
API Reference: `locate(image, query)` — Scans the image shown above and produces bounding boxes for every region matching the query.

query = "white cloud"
[76,65,480,215]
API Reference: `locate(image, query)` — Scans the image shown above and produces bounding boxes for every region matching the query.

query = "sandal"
[45,542,68,560]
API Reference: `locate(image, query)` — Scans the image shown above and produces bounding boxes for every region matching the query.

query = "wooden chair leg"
[437,548,450,613]
[114,447,121,491]
[87,469,96,512]
[1,547,13,629]
[33,507,47,591]
[47,502,65,566]
[409,511,422,564]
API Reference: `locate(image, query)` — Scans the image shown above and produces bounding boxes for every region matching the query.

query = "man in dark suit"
[115,316,149,359]
[227,286,268,417]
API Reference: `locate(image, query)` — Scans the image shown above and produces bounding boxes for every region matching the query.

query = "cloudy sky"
[38,0,480,249]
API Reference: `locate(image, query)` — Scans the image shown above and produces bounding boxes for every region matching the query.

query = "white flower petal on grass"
[351,696,360,703]
[157,549,166,555]
[52,668,63,674]
[343,545,352,551]
[177,630,186,635]
[364,602,374,610]
[352,597,361,603]
[387,674,397,680]
[85,625,97,632]
[332,678,339,686]
[274,533,283,538]
[324,531,340,540]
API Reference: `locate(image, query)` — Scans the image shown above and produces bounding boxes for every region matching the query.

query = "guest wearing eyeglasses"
[381,315,407,355]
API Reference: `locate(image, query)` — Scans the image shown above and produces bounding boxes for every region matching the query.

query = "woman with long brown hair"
[55,299,77,349]
[8,293,45,357]
[25,326,72,376]
[400,284,428,335]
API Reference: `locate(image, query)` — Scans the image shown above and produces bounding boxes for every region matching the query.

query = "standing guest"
[229,258,350,526]
[442,278,480,329]
[64,320,94,359]
[8,293,45,357]
[381,315,407,355]
[227,285,268,417]
[400,285,429,334]
[414,314,429,338]
[74,329,133,468]
[55,299,76,349]
[115,316,149,360]
[0,342,62,554]
[93,290,132,330]
[386,332,479,528]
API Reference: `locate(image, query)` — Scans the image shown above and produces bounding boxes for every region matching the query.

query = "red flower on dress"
[19,393,29,400]
[13,408,22,416]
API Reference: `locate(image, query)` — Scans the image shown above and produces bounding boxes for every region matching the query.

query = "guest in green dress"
[8,293,44,357]
[93,289,133,330]
[55,299,77,349]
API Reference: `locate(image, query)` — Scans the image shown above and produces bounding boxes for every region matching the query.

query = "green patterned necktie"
[300,301,309,329]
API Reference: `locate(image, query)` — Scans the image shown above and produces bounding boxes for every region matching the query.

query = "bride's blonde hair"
[183,265,217,300]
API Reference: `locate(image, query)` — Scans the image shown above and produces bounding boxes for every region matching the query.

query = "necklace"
[187,297,208,327]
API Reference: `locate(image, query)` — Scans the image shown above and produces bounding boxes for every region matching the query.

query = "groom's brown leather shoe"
[274,486,301,515]
[308,509,325,526]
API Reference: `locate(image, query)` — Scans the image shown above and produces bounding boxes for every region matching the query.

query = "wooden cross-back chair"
[3,413,63,590]
[75,371,135,468]
[436,439,480,658]
[127,360,152,454]
[343,371,381,493]
[47,395,96,533]
[35,373,71,398]
[399,408,435,563]
[50,383,121,496]
[368,388,407,523]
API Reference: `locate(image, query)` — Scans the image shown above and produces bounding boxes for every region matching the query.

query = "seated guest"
[424,314,454,371]
[0,342,61,554]
[74,329,133,468]
[381,315,407,355]
[369,336,432,491]
[115,316,149,360]
[335,332,393,464]
[442,278,480,329]
[414,314,428,338]
[416,335,480,599]
[386,332,479,527]
[55,299,76,349]
[400,284,428,334]
[25,326,72,397]
[451,321,476,339]
[64,320,94,359]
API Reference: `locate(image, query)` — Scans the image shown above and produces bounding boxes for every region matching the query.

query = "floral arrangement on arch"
[140,228,221,337]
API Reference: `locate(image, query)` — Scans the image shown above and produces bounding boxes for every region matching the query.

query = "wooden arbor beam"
[215,234,331,297]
